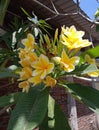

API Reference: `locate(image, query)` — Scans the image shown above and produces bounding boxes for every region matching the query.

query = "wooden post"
[91,77,99,129]
[67,76,78,130]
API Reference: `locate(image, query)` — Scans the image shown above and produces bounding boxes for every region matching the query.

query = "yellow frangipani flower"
[28,75,42,86]
[19,48,28,59]
[77,39,92,48]
[21,33,35,50]
[61,25,84,38]
[85,54,95,64]
[19,59,31,67]
[19,81,30,93]
[60,25,92,49]
[43,76,57,87]
[19,67,32,80]
[19,52,38,67]
[28,52,38,63]
[32,54,54,79]
[53,50,79,72]
[87,71,99,77]
[85,54,99,77]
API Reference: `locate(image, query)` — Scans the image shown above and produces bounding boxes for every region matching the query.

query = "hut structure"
[0,0,99,130]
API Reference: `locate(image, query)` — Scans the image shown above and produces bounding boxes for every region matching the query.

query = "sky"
[73,0,99,20]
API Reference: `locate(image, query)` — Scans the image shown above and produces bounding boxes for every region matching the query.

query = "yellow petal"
[60,25,91,50]
[46,63,54,74]
[21,39,28,46]
[19,59,30,67]
[85,54,95,64]
[43,76,57,87]
[53,57,61,63]
[28,52,38,62]
[60,61,69,68]
[78,39,92,48]
[32,54,49,69]
[60,34,69,46]
[39,54,49,65]
[19,81,30,93]
[70,56,80,65]
[28,76,42,86]
[27,33,35,43]
[64,64,75,72]
[40,70,47,79]
[87,71,99,77]
[32,54,54,79]
[19,67,32,80]
[61,50,69,63]
[32,69,42,76]
[21,33,35,50]
[32,61,41,69]
[19,48,28,59]
[69,25,85,38]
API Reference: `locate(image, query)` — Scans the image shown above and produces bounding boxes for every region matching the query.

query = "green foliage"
[59,63,98,77]
[0,67,18,79]
[7,86,50,130]
[0,0,11,25]
[71,64,98,75]
[0,18,28,66]
[96,25,99,32]
[40,95,71,130]
[21,7,32,19]
[21,8,52,35]
[94,8,99,18]
[0,10,52,67]
[0,92,22,107]
[80,45,99,63]
[60,83,99,114]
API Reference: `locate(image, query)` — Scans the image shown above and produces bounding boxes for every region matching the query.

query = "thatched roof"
[4,0,99,44]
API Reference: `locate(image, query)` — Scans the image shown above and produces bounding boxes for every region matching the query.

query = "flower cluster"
[18,33,56,92]
[18,25,97,92]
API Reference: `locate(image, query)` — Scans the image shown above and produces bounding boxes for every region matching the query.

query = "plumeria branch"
[0,106,9,116]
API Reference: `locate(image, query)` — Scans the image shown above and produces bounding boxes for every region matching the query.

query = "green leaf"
[0,92,22,107]
[61,83,99,114]
[0,32,12,49]
[7,85,50,130]
[71,64,98,75]
[0,0,11,25]
[40,95,71,130]
[39,20,52,30]
[80,46,99,63]
[21,7,32,18]
[34,27,39,37]
[96,25,99,32]
[54,103,71,130]
[48,95,55,129]
[81,64,98,74]
[60,64,99,77]
[0,68,17,79]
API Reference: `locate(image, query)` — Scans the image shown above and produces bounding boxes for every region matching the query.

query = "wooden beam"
[67,76,78,130]
[91,77,99,129]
